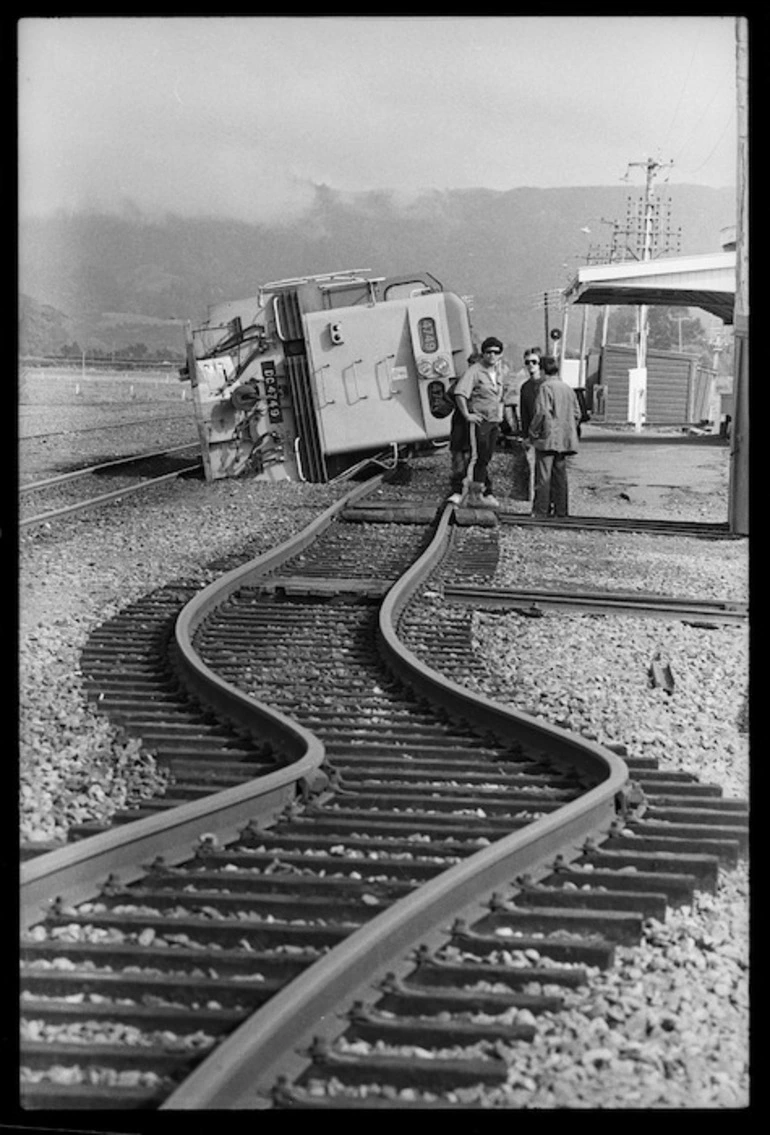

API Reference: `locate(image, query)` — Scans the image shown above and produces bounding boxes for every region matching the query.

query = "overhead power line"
[690,108,737,175]
[661,30,703,152]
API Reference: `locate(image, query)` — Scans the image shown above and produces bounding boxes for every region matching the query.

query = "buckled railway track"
[20,467,748,1110]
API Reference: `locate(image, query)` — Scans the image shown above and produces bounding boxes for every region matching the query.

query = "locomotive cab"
[181,269,474,482]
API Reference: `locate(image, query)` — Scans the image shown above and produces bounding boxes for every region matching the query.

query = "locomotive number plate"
[261,361,284,423]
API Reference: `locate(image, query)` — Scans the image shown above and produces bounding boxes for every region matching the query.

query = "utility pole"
[543,292,550,346]
[624,157,675,366]
[729,16,749,535]
[622,156,674,430]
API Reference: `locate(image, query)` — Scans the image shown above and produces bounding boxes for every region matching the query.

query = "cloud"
[18,16,738,223]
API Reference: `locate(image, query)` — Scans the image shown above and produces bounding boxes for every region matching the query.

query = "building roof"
[563,251,736,325]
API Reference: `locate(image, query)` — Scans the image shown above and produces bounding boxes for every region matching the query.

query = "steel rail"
[163,504,628,1110]
[498,514,736,539]
[19,463,203,528]
[20,476,383,930]
[442,584,748,624]
[20,442,201,493]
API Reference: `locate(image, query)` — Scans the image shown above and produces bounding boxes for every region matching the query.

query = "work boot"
[465,481,487,508]
[482,493,500,508]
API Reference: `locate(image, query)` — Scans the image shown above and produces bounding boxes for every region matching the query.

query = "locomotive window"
[426,380,454,419]
[418,317,439,353]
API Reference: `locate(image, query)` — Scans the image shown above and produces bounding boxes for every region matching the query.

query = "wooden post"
[729,16,749,535]
[579,305,589,386]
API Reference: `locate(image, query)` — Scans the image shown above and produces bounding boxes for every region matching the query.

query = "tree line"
[56,341,185,362]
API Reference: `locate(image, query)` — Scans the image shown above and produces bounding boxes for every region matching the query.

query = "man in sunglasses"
[517,349,544,437]
[507,348,544,504]
[448,336,509,509]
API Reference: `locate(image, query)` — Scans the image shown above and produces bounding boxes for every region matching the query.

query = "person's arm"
[454,393,481,423]
[528,387,548,441]
[519,382,534,436]
[453,370,482,422]
[501,376,518,433]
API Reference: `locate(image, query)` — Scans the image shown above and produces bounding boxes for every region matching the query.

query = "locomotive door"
[303,301,438,455]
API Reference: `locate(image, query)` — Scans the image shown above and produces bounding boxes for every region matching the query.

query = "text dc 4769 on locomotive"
[180,269,475,483]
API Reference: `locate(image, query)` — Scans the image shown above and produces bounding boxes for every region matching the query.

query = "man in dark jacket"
[517,348,544,436]
[528,356,582,518]
[510,348,543,504]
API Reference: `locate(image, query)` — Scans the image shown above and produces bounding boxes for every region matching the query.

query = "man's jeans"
[533,450,569,516]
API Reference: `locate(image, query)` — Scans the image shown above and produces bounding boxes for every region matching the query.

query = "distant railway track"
[18,411,197,441]
[20,445,203,529]
[20,468,748,1109]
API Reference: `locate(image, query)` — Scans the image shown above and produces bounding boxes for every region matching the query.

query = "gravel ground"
[18,425,750,1108]
[19,476,348,844]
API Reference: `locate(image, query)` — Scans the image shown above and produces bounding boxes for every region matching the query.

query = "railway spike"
[271,1077,293,1104]
[195,832,220,855]
[617,780,649,821]
[299,769,331,800]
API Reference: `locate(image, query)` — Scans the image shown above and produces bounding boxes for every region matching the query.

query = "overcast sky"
[19,16,739,224]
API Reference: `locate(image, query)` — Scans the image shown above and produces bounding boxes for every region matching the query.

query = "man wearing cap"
[449,336,509,509]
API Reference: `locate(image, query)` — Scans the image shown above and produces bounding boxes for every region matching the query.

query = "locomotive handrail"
[343,359,368,404]
[312,363,335,408]
[272,296,288,343]
[293,437,306,482]
[375,354,396,400]
[382,272,445,299]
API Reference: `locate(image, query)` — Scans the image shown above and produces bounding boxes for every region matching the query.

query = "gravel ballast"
[19,428,749,1108]
[19,476,348,844]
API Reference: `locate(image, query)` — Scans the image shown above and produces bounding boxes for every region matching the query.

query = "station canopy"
[563,251,736,325]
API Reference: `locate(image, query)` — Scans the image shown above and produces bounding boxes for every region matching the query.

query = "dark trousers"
[533,450,569,517]
[449,412,493,494]
[467,420,499,490]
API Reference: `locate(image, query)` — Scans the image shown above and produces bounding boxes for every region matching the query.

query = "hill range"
[19,182,735,361]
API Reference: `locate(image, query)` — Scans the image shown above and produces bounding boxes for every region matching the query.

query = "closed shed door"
[600,346,694,423]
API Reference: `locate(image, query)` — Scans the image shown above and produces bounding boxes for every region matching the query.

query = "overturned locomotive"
[180,269,474,482]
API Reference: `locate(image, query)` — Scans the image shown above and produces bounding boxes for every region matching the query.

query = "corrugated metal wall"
[599,346,696,423]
